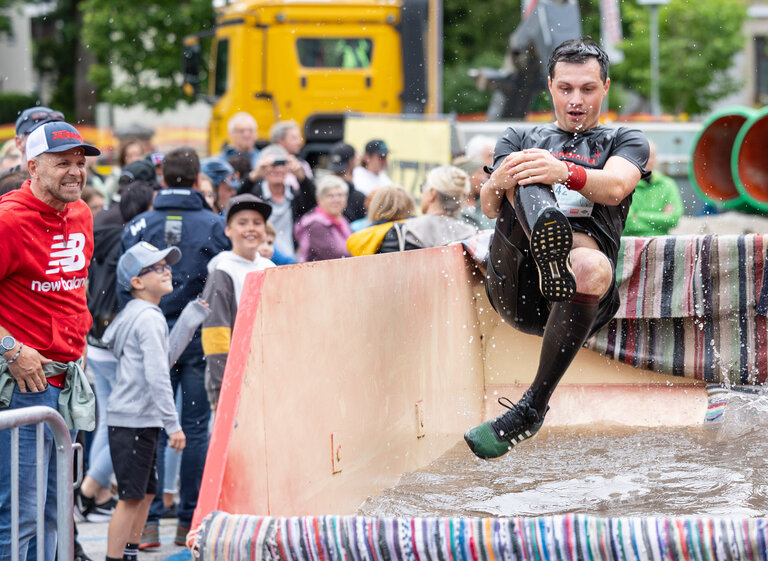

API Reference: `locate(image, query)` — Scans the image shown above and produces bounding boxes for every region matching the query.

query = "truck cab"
[184,0,434,157]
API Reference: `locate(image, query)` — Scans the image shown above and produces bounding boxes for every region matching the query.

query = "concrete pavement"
[76,518,191,561]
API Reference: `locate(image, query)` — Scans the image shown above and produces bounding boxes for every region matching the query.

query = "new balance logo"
[31,277,87,293]
[45,233,87,274]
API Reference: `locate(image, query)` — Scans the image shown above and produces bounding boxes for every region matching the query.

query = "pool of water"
[358,392,768,519]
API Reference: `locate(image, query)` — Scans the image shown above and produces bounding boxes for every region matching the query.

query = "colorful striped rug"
[587,235,768,385]
[461,233,768,385]
[193,511,768,561]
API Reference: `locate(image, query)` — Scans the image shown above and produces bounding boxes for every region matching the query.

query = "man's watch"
[0,335,16,357]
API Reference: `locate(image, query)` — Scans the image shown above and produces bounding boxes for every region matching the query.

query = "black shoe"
[160,502,178,519]
[74,490,116,523]
[464,391,548,459]
[73,539,93,561]
[529,207,576,302]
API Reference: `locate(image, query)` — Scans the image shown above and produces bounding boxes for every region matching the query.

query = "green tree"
[0,0,19,37]
[80,0,214,112]
[611,0,747,115]
[32,0,84,120]
[443,0,522,113]
[442,0,747,117]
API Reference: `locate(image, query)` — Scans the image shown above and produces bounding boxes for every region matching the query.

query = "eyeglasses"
[138,263,172,276]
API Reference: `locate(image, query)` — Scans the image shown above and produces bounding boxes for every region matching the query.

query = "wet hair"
[368,185,415,222]
[0,169,30,196]
[547,38,610,84]
[119,181,155,222]
[316,174,349,198]
[162,146,200,188]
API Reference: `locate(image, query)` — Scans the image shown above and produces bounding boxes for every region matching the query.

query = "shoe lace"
[491,393,540,440]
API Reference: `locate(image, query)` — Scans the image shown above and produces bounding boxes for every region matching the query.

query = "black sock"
[528,292,600,415]
[107,556,122,561]
[123,542,139,561]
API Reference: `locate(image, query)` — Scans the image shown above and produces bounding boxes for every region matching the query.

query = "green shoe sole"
[464,422,513,459]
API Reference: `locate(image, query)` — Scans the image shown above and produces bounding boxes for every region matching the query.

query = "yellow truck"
[183,0,440,158]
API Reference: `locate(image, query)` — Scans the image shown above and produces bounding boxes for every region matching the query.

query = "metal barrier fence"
[0,406,76,561]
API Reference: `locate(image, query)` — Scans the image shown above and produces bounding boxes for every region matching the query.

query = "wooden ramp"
[191,245,707,527]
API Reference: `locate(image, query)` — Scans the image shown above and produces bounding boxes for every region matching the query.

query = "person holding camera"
[239,144,316,260]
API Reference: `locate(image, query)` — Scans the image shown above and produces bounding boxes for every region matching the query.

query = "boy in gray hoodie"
[102,241,186,561]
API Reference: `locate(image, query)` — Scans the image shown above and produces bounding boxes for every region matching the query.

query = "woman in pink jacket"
[294,175,352,262]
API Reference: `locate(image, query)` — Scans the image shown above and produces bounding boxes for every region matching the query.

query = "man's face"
[548,58,609,134]
[230,119,256,152]
[29,148,87,209]
[265,158,287,186]
[281,128,304,155]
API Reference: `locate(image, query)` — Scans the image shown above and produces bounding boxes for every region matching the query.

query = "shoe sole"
[529,208,576,302]
[139,542,160,551]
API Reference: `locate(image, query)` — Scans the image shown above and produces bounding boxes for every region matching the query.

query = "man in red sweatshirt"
[0,121,100,561]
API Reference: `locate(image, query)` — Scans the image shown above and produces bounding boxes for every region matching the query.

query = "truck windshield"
[297,38,373,69]
[214,38,229,97]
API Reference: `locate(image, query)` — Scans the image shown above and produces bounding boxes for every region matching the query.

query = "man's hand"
[248,156,274,183]
[287,155,305,181]
[507,148,569,187]
[486,152,521,192]
[168,430,186,451]
[8,345,51,393]
[480,152,523,219]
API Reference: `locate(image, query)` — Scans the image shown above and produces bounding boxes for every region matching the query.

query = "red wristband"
[564,162,587,191]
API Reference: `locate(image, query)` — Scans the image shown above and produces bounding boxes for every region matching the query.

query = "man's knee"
[570,248,613,296]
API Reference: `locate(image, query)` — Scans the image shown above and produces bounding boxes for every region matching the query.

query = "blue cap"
[15,106,65,136]
[201,157,241,190]
[26,121,100,160]
[117,241,181,290]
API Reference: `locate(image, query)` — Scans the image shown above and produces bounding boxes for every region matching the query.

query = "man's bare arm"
[479,153,521,219]
[507,148,642,206]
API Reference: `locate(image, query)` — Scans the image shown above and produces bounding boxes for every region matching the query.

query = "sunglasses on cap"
[23,110,65,129]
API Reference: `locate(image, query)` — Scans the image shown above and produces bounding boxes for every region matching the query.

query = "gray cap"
[117,241,181,290]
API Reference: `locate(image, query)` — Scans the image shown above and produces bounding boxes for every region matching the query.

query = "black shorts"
[108,426,159,500]
[484,197,620,337]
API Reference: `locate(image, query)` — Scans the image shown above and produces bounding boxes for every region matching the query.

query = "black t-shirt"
[492,123,650,264]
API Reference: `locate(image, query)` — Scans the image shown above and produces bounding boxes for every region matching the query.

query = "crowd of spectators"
[0,105,545,560]
[0,95,690,561]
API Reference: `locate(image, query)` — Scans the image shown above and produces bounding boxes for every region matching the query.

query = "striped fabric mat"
[587,235,768,385]
[193,511,768,561]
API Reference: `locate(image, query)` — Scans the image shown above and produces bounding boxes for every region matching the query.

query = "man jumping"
[464,38,650,459]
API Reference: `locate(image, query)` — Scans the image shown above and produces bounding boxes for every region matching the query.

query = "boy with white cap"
[102,241,186,561]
